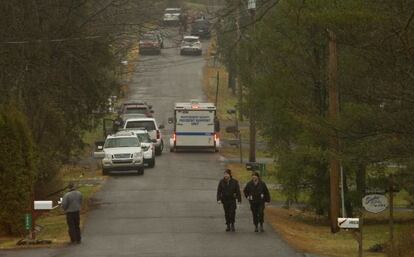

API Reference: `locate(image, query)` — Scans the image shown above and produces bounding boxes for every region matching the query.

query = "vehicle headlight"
[133,152,143,159]
[105,154,113,159]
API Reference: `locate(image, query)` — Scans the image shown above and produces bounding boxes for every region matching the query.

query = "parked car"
[180,36,202,56]
[123,118,165,155]
[139,33,161,55]
[131,129,156,168]
[191,19,211,39]
[151,30,164,48]
[119,101,153,118]
[94,131,145,175]
[163,8,181,25]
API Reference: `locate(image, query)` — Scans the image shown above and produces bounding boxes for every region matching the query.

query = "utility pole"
[327,29,340,233]
[235,0,243,121]
[248,0,256,163]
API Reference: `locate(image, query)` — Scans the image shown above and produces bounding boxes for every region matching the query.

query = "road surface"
[1,29,303,257]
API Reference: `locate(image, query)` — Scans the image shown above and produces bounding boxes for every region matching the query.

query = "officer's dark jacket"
[243,180,271,204]
[217,178,241,203]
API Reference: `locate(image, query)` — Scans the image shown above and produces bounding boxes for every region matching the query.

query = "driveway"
[1,29,303,257]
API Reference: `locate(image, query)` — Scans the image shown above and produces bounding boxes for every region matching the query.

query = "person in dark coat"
[243,171,270,232]
[62,183,83,244]
[216,169,241,232]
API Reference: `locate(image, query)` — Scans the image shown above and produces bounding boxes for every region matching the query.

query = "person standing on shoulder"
[216,169,241,232]
[62,182,83,244]
[243,171,271,232]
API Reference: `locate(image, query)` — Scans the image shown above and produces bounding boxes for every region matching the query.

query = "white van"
[169,101,220,152]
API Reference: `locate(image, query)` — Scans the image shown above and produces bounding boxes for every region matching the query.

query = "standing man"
[243,171,270,232]
[216,169,241,232]
[62,182,83,244]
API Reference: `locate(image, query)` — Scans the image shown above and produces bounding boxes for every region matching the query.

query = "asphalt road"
[1,30,302,257]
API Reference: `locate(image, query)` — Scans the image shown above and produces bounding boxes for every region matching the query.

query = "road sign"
[338,218,359,229]
[24,214,32,230]
[362,194,388,213]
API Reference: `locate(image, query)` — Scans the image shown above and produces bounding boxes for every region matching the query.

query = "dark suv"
[191,19,211,39]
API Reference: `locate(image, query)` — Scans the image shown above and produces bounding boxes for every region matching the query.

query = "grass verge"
[0,165,104,249]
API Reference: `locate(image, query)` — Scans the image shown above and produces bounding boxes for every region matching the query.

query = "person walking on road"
[243,171,271,232]
[62,182,83,244]
[216,169,241,232]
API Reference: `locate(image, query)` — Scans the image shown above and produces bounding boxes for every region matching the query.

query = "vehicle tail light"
[173,133,176,142]
[156,130,160,139]
[214,133,219,141]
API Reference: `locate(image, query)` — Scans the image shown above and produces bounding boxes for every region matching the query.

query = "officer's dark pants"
[250,202,265,226]
[66,211,81,243]
[223,201,236,225]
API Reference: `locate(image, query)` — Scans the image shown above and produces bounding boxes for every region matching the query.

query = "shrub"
[0,105,38,235]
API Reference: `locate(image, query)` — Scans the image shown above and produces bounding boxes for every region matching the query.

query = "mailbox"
[34,201,53,210]
[338,218,359,229]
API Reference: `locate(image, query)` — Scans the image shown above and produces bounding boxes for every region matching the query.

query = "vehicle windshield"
[104,137,140,148]
[165,9,180,14]
[125,121,156,131]
[137,133,151,143]
[193,21,209,28]
[141,34,156,41]
[125,107,148,114]
[183,38,199,43]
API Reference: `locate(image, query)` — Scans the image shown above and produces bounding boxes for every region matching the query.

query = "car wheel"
[148,157,155,168]
[180,50,184,55]
[170,147,175,152]
[102,169,108,176]
[155,140,164,156]
[137,167,144,175]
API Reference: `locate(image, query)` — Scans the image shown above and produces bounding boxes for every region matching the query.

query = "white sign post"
[338,217,363,257]
[362,194,388,213]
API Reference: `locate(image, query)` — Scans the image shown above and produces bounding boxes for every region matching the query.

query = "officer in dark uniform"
[243,171,270,232]
[216,169,241,232]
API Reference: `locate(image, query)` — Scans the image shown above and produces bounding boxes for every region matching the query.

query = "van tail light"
[214,133,219,141]
[156,130,161,139]
[173,133,176,141]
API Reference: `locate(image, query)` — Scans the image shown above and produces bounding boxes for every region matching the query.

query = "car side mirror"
[151,139,157,143]
[148,105,153,109]
[168,117,174,124]
[93,151,105,159]
[150,110,154,114]
[158,124,165,129]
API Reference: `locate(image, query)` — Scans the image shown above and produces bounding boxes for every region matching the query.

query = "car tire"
[102,169,108,176]
[137,167,144,175]
[148,157,155,168]
[180,50,184,55]
[170,147,175,152]
[155,140,164,156]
